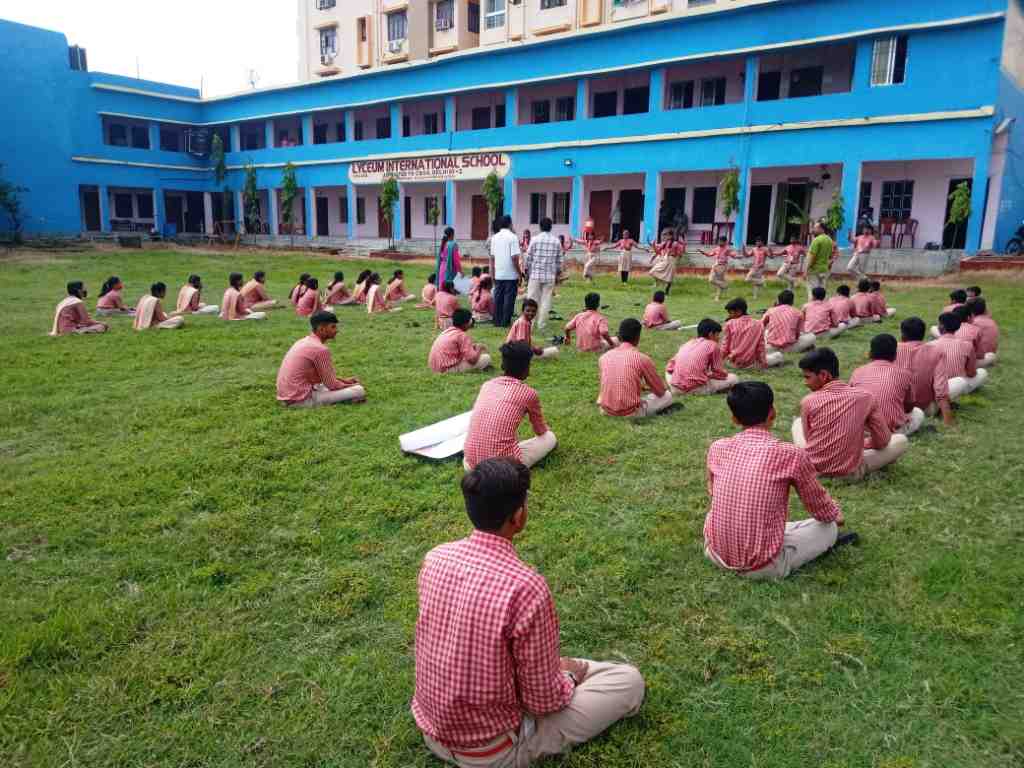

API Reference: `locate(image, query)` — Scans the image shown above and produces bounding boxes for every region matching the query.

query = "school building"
[1,0,1023,260]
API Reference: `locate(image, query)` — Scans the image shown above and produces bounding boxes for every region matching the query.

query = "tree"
[427,194,441,259]
[946,181,971,249]
[242,161,260,244]
[0,164,28,244]
[482,170,504,224]
[279,162,299,246]
[825,188,845,237]
[210,134,230,235]
[379,175,400,250]
[718,167,740,223]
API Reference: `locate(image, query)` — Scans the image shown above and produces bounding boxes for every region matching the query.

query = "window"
[319,28,337,56]
[159,126,180,152]
[692,187,717,225]
[108,123,128,146]
[880,180,914,220]
[468,1,480,33]
[555,96,575,122]
[402,115,411,137]
[114,193,134,219]
[423,113,439,134]
[529,193,547,225]
[242,128,263,150]
[387,11,408,41]
[495,104,506,127]
[858,182,872,220]
[871,35,908,86]
[669,81,694,109]
[541,0,567,7]
[340,196,349,223]
[314,123,328,144]
[316,0,336,9]
[376,117,391,139]
[136,193,154,219]
[757,71,781,101]
[592,91,618,118]
[436,0,455,30]
[699,78,726,107]
[356,197,366,225]
[553,192,570,225]
[354,120,364,140]
[623,86,650,114]
[788,66,823,98]
[532,100,551,124]
[358,17,369,42]
[472,107,491,130]
[425,196,440,225]
[130,125,149,149]
[485,0,505,29]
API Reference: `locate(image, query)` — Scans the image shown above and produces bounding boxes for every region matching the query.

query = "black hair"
[310,310,338,330]
[539,217,553,233]
[472,266,482,277]
[727,382,774,427]
[500,341,534,379]
[367,273,381,287]
[698,318,722,338]
[900,316,926,342]
[67,280,85,297]
[461,458,531,532]
[777,290,794,306]
[857,279,872,292]
[452,307,473,328]
[870,280,881,291]
[837,285,850,297]
[950,289,967,304]
[521,298,538,312]
[491,218,503,235]
[969,297,987,316]
[392,270,403,281]
[254,270,266,282]
[939,312,961,334]
[501,214,513,230]
[953,304,972,323]
[870,333,898,362]
[297,272,311,286]
[479,276,493,291]
[440,227,456,257]
[329,271,345,289]
[442,281,456,294]
[356,270,372,284]
[188,274,202,288]
[150,282,167,298]
[584,292,600,310]
[427,273,437,285]
[725,297,748,315]
[653,291,666,303]
[305,277,319,290]
[618,318,642,345]
[812,286,826,301]
[966,285,982,297]
[229,272,244,289]
[481,266,490,274]
[99,276,121,297]
[799,347,840,378]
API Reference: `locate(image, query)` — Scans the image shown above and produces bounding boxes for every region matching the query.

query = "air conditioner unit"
[388,40,404,54]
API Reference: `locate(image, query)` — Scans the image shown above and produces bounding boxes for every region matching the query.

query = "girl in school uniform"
[575,230,604,283]
[295,277,326,317]
[351,270,373,305]
[605,229,647,284]
[176,274,219,315]
[471,276,494,323]
[289,273,311,306]
[385,270,415,303]
[648,229,686,295]
[96,276,135,316]
[222,272,267,321]
[417,273,438,309]
[742,238,773,299]
[324,271,354,306]
[434,281,460,330]
[50,281,108,336]
[133,282,184,331]
[366,273,400,314]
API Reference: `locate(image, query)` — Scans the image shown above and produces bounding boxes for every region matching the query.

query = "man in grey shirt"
[524,217,562,330]
[489,214,522,327]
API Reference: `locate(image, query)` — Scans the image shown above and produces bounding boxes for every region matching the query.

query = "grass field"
[2,246,1022,768]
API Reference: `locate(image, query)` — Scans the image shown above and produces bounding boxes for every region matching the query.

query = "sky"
[0,0,299,96]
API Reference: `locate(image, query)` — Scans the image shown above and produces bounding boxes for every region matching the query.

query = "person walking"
[490,215,523,327]
[805,220,835,302]
[524,217,562,330]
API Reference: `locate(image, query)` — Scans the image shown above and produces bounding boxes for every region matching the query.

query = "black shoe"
[834,531,859,549]
[657,402,685,416]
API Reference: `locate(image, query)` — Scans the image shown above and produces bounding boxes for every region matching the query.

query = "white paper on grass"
[453,274,472,295]
[400,411,473,459]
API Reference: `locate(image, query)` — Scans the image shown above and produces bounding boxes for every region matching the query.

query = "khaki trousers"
[289,384,366,408]
[526,279,556,330]
[806,271,830,301]
[706,518,839,580]
[766,332,816,356]
[464,431,557,471]
[422,661,645,768]
[791,418,909,478]
[453,354,493,373]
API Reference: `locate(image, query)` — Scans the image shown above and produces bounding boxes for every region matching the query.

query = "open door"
[80,186,101,232]
[746,185,773,245]
[404,195,412,240]
[660,187,686,236]
[942,178,971,249]
[316,197,329,237]
[589,190,612,241]
[618,189,644,240]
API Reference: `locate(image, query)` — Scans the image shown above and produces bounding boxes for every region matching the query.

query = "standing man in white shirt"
[490,214,523,327]
[525,217,562,330]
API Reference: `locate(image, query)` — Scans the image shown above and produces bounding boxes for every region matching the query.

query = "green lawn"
[1,247,1022,768]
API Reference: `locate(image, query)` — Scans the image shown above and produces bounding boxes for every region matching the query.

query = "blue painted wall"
[993,72,1024,250]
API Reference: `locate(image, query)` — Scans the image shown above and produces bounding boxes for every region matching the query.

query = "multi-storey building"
[2,0,1023,255]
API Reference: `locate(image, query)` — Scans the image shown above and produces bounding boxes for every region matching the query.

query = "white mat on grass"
[400,411,473,459]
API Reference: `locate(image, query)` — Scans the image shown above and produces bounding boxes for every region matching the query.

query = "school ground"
[2,246,1022,768]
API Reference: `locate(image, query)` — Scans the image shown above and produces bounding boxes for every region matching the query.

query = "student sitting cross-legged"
[50,281,108,336]
[968,298,999,367]
[132,282,184,331]
[762,290,816,355]
[895,316,954,425]
[722,298,783,369]
[929,312,987,398]
[597,318,674,418]
[564,292,617,352]
[412,458,646,767]
[803,286,844,340]
[96,276,135,316]
[851,279,881,324]
[417,273,438,309]
[642,291,683,331]
[241,271,279,311]
[463,342,557,471]
[870,280,896,318]
[829,285,858,329]
[435,281,461,330]
[507,299,559,359]
[385,269,416,303]
[792,348,909,479]
[471,276,495,323]
[275,310,366,408]
[666,318,739,396]
[324,271,354,306]
[222,273,267,321]
[930,289,968,338]
[289,273,311,307]
[849,334,925,436]
[952,304,983,361]
[703,381,857,580]
[429,308,492,374]
[296,277,327,317]
[176,274,219,315]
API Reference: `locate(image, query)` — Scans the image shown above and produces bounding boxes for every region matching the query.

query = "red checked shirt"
[721,315,768,369]
[972,315,999,355]
[598,342,667,416]
[930,334,977,380]
[667,338,728,391]
[871,292,889,316]
[704,428,841,572]
[506,315,533,345]
[800,380,891,477]
[955,321,983,357]
[827,296,852,324]
[412,531,574,748]
[642,302,671,328]
[851,292,876,318]
[849,360,914,431]
[275,334,348,403]
[435,291,460,325]
[802,300,835,335]
[429,328,480,372]
[895,341,950,409]
[762,304,804,348]
[464,377,549,469]
[565,310,609,352]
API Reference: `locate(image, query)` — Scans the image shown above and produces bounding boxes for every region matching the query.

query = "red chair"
[896,218,918,248]
[879,218,898,248]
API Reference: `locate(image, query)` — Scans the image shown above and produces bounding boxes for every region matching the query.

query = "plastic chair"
[879,218,897,248]
[897,219,918,248]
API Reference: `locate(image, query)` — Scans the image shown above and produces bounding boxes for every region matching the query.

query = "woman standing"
[648,229,685,294]
[435,227,462,289]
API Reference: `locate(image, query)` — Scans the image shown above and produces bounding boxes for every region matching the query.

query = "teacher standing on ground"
[805,220,834,301]
[490,214,523,327]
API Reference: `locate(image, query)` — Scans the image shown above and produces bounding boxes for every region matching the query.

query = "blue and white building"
[1,0,1023,255]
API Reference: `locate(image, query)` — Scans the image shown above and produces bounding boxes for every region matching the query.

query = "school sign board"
[348,152,511,184]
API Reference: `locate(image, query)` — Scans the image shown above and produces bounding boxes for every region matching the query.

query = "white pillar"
[235,190,246,234]
[203,192,214,235]
[268,189,279,236]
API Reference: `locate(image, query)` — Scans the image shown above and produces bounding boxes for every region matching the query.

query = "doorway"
[774,182,811,244]
[377,197,391,238]
[316,196,329,237]
[404,195,412,240]
[185,192,204,233]
[80,186,101,232]
[618,189,644,240]
[165,194,185,234]
[589,190,613,241]
[746,185,773,245]
[471,195,490,240]
[942,178,971,249]
[660,187,686,236]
